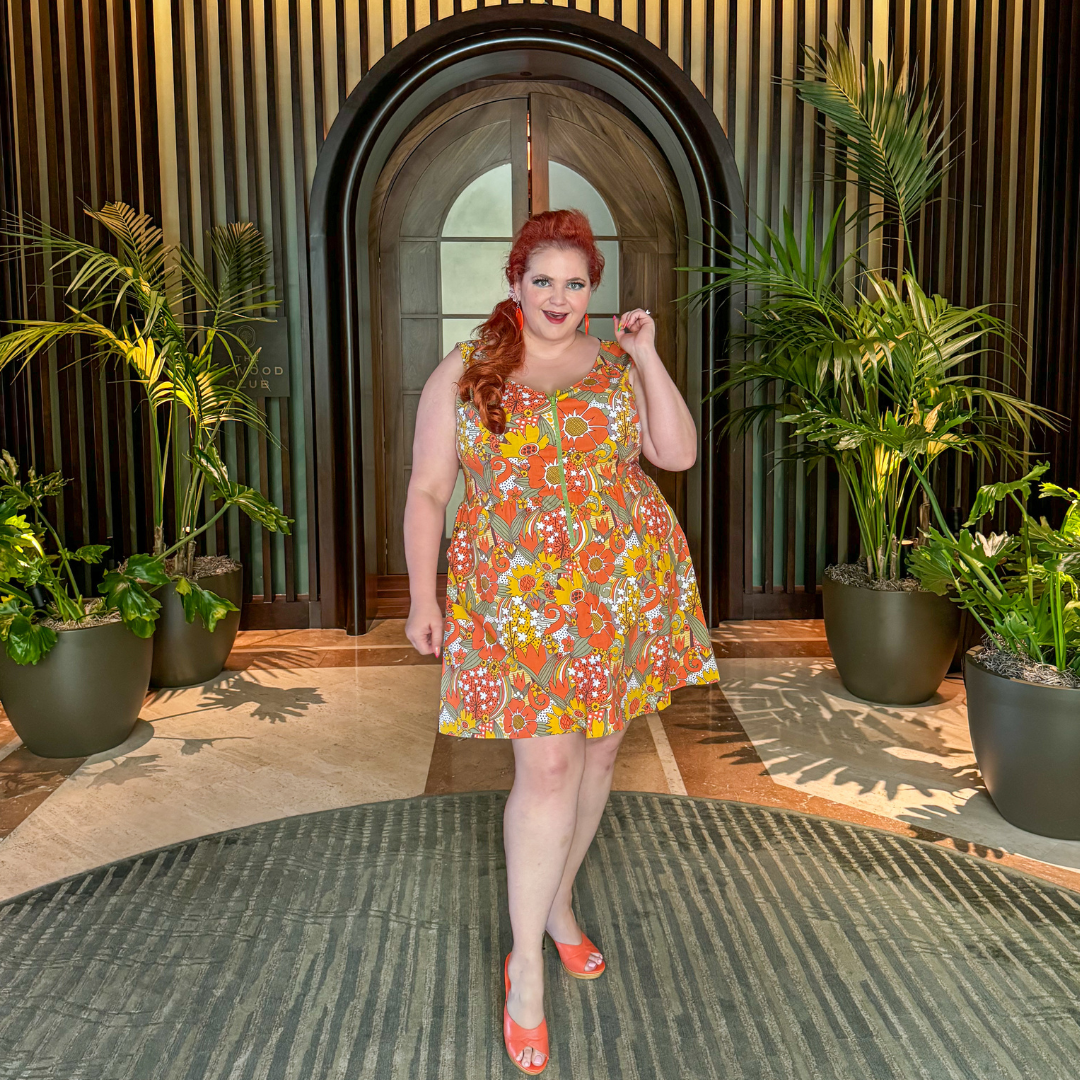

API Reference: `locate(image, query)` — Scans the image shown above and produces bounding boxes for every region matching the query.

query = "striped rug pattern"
[1,793,1079,1079]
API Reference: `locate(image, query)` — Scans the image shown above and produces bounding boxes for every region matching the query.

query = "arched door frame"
[309,6,746,633]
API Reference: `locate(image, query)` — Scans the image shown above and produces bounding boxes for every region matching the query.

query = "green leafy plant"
[677,31,1054,582]
[0,450,170,664]
[0,202,292,611]
[908,463,1080,675]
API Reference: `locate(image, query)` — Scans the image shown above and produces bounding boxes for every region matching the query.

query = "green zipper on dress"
[548,391,577,546]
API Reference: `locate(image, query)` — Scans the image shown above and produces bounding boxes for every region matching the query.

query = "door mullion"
[527,92,550,214]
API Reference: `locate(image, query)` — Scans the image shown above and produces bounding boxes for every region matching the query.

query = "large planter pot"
[150,566,243,688]
[964,651,1080,839]
[0,619,152,757]
[822,576,960,705]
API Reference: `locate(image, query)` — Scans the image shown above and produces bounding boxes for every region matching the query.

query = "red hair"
[456,208,605,434]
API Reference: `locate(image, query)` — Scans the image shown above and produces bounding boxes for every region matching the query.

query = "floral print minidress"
[438,337,720,739]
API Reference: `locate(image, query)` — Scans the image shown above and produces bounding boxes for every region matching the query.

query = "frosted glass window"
[589,240,619,314]
[442,163,513,237]
[550,163,616,235]
[441,241,512,315]
[442,318,483,358]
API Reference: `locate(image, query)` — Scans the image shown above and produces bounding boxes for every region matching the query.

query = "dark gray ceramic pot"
[822,577,960,705]
[150,566,243,689]
[964,651,1080,839]
[0,620,152,757]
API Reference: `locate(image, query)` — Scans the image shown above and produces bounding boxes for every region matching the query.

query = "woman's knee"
[585,727,627,773]
[513,737,584,797]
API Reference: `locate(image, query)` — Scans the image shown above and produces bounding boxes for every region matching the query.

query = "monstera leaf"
[190,446,292,534]
[964,463,1050,526]
[173,576,238,632]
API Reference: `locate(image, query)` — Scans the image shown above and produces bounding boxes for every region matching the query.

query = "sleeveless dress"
[438,337,720,739]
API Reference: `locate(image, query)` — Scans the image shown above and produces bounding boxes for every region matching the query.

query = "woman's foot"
[544,905,603,973]
[506,949,547,1070]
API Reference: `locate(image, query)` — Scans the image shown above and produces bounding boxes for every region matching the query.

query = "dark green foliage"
[909,463,1080,673]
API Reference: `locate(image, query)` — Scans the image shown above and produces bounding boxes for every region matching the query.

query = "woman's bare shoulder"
[426,339,477,391]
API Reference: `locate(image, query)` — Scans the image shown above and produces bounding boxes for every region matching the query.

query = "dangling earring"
[514,300,524,332]
[583,313,589,335]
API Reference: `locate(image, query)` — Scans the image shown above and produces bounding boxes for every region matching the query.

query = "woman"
[404,209,719,1074]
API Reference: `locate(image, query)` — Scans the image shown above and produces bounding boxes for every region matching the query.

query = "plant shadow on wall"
[678,28,1058,707]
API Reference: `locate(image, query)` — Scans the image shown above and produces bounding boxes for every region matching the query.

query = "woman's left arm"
[614,309,697,472]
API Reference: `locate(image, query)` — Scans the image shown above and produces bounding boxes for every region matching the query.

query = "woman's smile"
[543,310,569,323]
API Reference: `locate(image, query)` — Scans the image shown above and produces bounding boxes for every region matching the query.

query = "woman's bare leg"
[543,723,629,971]
[503,731,587,1070]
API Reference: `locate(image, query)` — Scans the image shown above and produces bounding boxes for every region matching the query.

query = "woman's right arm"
[403,346,466,658]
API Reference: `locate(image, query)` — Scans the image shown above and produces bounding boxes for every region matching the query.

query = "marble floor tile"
[0,665,440,901]
[717,656,1080,874]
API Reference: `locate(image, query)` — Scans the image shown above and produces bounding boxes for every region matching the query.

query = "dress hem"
[437,665,720,740]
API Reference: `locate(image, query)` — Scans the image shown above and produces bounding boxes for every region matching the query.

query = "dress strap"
[600,338,634,379]
[457,339,480,368]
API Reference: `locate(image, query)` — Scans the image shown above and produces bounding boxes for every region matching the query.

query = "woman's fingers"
[616,308,653,330]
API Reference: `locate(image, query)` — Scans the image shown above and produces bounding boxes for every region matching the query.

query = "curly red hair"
[456,208,605,434]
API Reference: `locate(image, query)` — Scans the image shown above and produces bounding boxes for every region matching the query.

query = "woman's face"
[513,247,593,341]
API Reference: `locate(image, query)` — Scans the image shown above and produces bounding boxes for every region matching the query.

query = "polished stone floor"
[2,620,1078,901]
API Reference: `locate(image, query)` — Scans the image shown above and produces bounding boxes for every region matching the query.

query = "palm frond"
[794,32,960,260]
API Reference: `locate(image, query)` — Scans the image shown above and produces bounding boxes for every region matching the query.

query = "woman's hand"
[612,309,655,362]
[406,597,445,658]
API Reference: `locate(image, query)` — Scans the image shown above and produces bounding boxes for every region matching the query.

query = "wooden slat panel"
[0,0,1054,626]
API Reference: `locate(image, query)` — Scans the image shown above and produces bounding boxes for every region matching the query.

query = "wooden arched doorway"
[308,7,746,634]
[370,82,689,598]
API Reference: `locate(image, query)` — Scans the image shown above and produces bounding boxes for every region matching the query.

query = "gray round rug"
[1,792,1079,1079]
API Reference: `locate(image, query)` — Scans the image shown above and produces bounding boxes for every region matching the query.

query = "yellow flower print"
[552,568,590,606]
[619,545,649,577]
[587,711,609,738]
[623,689,646,719]
[508,564,544,598]
[536,553,563,576]
[500,424,548,461]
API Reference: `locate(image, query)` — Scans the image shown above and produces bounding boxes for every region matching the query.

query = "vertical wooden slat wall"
[0,0,1050,624]
[1031,0,1080,484]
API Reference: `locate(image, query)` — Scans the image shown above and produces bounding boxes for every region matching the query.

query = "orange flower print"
[527,451,562,498]
[475,560,499,603]
[557,401,609,452]
[574,593,616,650]
[503,698,538,737]
[578,541,616,583]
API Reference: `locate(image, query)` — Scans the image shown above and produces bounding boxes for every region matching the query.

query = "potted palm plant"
[682,32,1051,704]
[909,464,1080,839]
[0,202,292,687]
[0,451,167,756]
